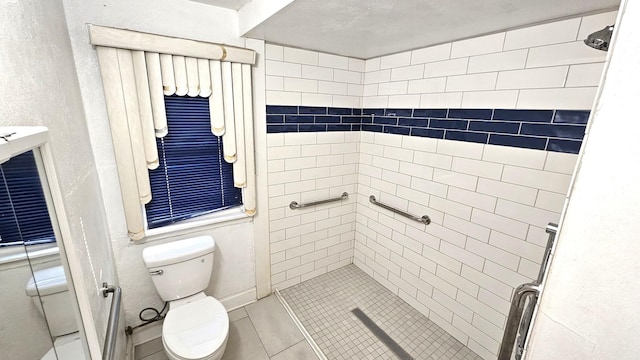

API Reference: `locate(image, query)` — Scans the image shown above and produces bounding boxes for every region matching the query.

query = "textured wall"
[0,0,119,357]
[527,1,640,359]
[61,0,260,329]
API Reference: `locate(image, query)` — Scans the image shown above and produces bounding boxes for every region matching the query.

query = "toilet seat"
[163,296,229,360]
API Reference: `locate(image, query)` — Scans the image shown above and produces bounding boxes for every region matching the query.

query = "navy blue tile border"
[266,105,589,154]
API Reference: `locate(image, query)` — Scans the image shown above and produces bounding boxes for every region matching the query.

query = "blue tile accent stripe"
[266,106,589,154]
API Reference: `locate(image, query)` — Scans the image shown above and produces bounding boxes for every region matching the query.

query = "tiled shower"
[264,10,615,360]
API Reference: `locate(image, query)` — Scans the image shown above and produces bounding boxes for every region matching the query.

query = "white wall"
[61,0,266,329]
[362,11,616,110]
[0,0,119,357]
[526,1,640,359]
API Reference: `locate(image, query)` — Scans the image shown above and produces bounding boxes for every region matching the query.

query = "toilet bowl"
[143,236,229,360]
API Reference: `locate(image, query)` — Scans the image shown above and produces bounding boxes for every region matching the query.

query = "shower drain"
[351,307,414,360]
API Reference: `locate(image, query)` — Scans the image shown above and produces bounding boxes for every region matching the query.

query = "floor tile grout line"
[269,339,311,359]
[244,305,273,358]
[274,288,328,360]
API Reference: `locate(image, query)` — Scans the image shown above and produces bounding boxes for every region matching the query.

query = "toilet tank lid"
[142,236,215,268]
[26,265,68,297]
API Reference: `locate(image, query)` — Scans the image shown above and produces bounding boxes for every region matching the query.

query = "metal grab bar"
[369,195,431,225]
[498,283,540,360]
[538,223,558,283]
[102,282,122,360]
[290,192,348,210]
[498,223,558,360]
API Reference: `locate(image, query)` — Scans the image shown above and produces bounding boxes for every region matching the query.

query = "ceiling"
[244,0,620,59]
[190,0,251,11]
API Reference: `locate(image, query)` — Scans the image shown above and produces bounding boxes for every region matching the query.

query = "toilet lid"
[163,296,229,360]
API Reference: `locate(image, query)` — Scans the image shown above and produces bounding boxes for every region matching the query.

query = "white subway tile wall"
[266,44,365,108]
[266,11,614,110]
[361,11,615,110]
[354,133,576,359]
[263,10,612,360]
[267,132,360,290]
[267,131,576,360]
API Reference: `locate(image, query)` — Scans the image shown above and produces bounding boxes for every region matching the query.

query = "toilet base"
[163,333,228,360]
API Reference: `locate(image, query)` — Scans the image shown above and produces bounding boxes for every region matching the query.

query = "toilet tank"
[142,236,215,301]
[25,265,78,337]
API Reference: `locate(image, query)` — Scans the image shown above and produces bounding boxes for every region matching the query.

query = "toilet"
[142,236,229,360]
[25,265,85,360]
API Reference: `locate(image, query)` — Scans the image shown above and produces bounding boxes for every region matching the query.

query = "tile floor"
[135,264,484,360]
[134,295,318,360]
[281,264,483,360]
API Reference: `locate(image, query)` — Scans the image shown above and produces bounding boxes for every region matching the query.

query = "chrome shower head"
[584,25,614,51]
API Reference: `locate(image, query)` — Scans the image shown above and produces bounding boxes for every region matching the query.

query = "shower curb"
[274,288,329,360]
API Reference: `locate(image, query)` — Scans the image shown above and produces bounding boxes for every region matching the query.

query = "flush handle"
[149,270,164,276]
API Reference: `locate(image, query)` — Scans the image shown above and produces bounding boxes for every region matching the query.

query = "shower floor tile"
[280,264,483,360]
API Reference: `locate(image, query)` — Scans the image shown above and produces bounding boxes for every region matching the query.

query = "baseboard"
[126,331,135,360]
[131,321,163,346]
[220,287,258,311]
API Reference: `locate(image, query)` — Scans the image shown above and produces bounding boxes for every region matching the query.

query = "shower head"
[584,25,614,51]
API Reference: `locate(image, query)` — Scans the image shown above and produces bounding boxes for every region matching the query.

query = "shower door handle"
[498,283,540,360]
[498,223,557,360]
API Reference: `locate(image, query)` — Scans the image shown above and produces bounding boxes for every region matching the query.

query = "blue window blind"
[0,151,55,246]
[145,96,242,229]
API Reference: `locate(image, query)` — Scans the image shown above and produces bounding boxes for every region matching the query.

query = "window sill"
[0,243,59,266]
[143,206,250,241]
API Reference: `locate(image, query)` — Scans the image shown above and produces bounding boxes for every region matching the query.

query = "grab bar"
[537,223,557,283]
[498,283,540,360]
[102,282,122,360]
[369,195,431,225]
[290,192,348,210]
[498,223,558,360]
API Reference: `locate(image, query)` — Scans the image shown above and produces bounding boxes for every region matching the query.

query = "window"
[144,96,242,229]
[0,151,55,246]
[91,29,257,240]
